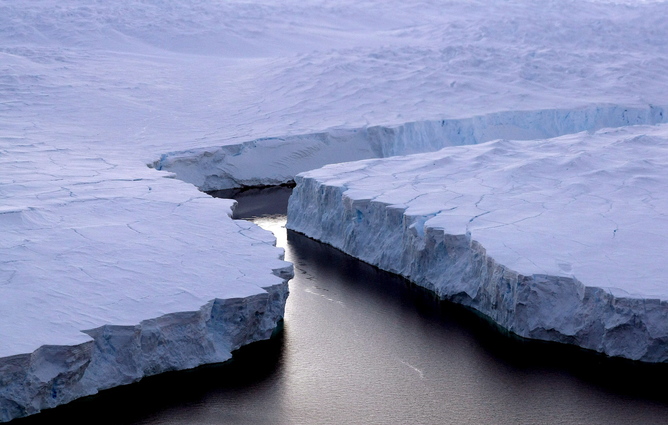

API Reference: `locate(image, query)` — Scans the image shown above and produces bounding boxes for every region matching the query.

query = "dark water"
[19,186,668,424]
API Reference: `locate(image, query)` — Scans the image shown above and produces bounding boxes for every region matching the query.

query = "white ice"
[0,141,292,420]
[2,1,668,190]
[287,124,668,361]
[2,0,668,420]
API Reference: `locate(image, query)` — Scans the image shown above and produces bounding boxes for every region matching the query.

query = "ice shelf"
[0,142,292,422]
[287,124,668,362]
[155,105,668,191]
[3,0,668,420]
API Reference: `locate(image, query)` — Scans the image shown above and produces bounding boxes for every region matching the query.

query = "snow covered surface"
[2,0,668,420]
[287,124,668,362]
[2,0,668,190]
[0,142,292,420]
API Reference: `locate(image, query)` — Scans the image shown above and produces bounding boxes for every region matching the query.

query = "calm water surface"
[20,186,668,424]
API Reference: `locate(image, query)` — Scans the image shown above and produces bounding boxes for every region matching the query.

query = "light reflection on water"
[252,214,668,425]
[18,186,668,425]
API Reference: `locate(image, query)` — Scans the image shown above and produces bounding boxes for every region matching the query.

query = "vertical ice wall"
[154,105,666,191]
[0,142,293,422]
[0,283,289,422]
[286,125,668,362]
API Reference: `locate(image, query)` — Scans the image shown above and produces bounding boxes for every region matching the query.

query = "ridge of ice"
[155,105,668,191]
[287,124,668,362]
[0,143,292,421]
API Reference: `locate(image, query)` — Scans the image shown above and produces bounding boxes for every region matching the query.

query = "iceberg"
[0,145,292,422]
[287,124,668,362]
[3,0,668,420]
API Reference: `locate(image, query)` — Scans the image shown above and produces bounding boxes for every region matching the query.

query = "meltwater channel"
[18,186,668,425]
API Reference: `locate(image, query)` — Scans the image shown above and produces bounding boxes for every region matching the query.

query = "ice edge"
[0,273,291,423]
[155,104,667,191]
[286,176,668,363]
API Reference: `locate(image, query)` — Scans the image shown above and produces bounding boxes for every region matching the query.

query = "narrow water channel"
[19,186,668,424]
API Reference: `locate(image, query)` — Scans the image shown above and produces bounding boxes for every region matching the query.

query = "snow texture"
[0,145,292,421]
[287,124,668,362]
[2,0,668,420]
[2,0,668,191]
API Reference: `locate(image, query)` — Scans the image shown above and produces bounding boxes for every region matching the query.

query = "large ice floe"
[0,143,292,421]
[287,124,668,362]
[2,0,668,421]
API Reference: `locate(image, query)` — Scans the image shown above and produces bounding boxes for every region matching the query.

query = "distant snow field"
[2,0,668,421]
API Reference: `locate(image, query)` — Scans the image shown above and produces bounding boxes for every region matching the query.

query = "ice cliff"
[287,124,668,362]
[0,286,288,422]
[154,105,667,191]
[4,0,668,420]
[0,145,292,422]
